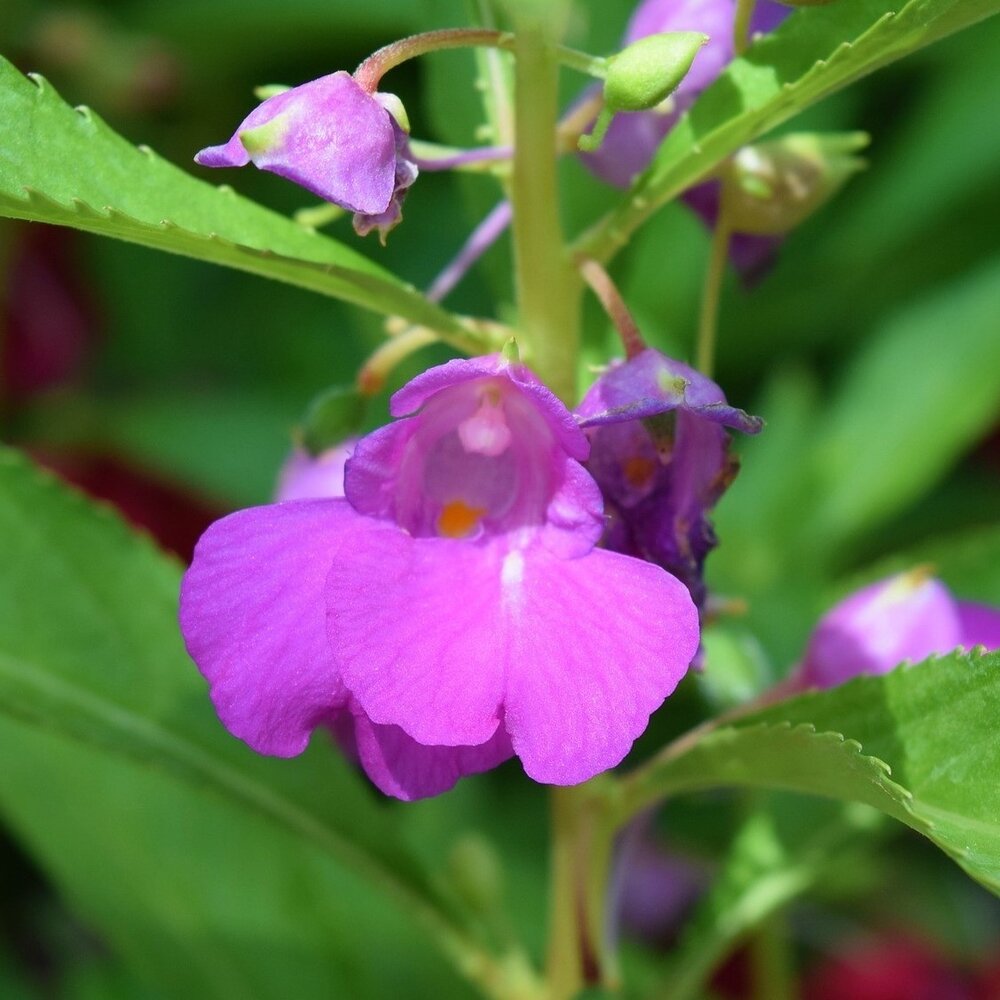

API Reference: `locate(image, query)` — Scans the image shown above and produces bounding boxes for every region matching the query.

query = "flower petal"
[326,527,698,783]
[799,574,963,688]
[326,526,508,746]
[503,546,699,784]
[389,356,589,461]
[351,709,514,801]
[196,72,396,214]
[958,601,1000,651]
[577,349,762,433]
[180,499,359,756]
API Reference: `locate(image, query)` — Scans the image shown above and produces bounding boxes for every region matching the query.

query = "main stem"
[509,15,580,402]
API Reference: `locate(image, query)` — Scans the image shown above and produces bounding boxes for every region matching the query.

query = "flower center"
[437,499,486,539]
[623,455,656,490]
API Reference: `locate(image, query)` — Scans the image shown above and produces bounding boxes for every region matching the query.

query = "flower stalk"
[696,180,734,377]
[578,257,646,358]
[354,28,606,94]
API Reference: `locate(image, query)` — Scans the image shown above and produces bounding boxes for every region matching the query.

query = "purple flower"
[195,72,417,239]
[180,356,700,800]
[576,349,762,610]
[797,571,1000,689]
[275,442,355,502]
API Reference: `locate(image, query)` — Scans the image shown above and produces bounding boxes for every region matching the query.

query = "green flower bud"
[605,31,708,113]
[578,31,707,153]
[723,131,869,235]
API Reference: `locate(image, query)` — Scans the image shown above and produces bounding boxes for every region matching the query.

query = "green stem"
[545,782,620,999]
[695,182,733,377]
[469,0,516,149]
[546,787,586,1000]
[354,28,606,93]
[508,14,580,401]
[733,0,757,55]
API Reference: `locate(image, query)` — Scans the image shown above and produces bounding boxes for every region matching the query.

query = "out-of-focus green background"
[1,1,998,997]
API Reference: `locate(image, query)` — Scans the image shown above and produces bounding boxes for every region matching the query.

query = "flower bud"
[579,32,707,153]
[605,31,709,113]
[722,131,868,235]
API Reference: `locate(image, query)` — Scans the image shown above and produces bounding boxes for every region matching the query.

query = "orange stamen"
[437,500,486,538]
[624,456,656,490]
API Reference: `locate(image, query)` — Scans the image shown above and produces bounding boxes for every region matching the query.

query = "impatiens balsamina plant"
[0,1,999,999]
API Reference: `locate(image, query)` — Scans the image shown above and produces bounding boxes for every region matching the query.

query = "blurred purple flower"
[275,442,355,502]
[181,356,699,800]
[797,571,1000,689]
[576,348,762,609]
[195,72,417,239]
[611,815,706,945]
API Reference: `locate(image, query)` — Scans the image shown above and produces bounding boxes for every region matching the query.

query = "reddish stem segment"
[578,257,646,359]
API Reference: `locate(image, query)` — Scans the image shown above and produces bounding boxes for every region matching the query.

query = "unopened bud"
[579,32,707,153]
[723,131,868,235]
[605,32,708,112]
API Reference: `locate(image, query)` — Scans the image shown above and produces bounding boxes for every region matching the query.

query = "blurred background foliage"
[0,0,998,997]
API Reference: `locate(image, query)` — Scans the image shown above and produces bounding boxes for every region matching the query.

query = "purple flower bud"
[195,72,418,239]
[798,571,1000,689]
[576,349,762,608]
[181,356,700,800]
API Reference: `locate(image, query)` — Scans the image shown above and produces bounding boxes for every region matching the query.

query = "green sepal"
[238,115,289,156]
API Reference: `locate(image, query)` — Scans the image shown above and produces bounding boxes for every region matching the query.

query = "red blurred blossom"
[804,933,979,1000]
[2,226,99,400]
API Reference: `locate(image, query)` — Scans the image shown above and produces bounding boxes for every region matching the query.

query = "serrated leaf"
[0,446,491,993]
[623,650,1000,894]
[0,57,474,347]
[575,0,1000,258]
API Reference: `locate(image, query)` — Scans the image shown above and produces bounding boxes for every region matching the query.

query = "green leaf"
[575,0,1000,258]
[622,650,1000,894]
[807,259,1000,546]
[0,447,493,995]
[655,799,884,1000]
[0,56,475,349]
